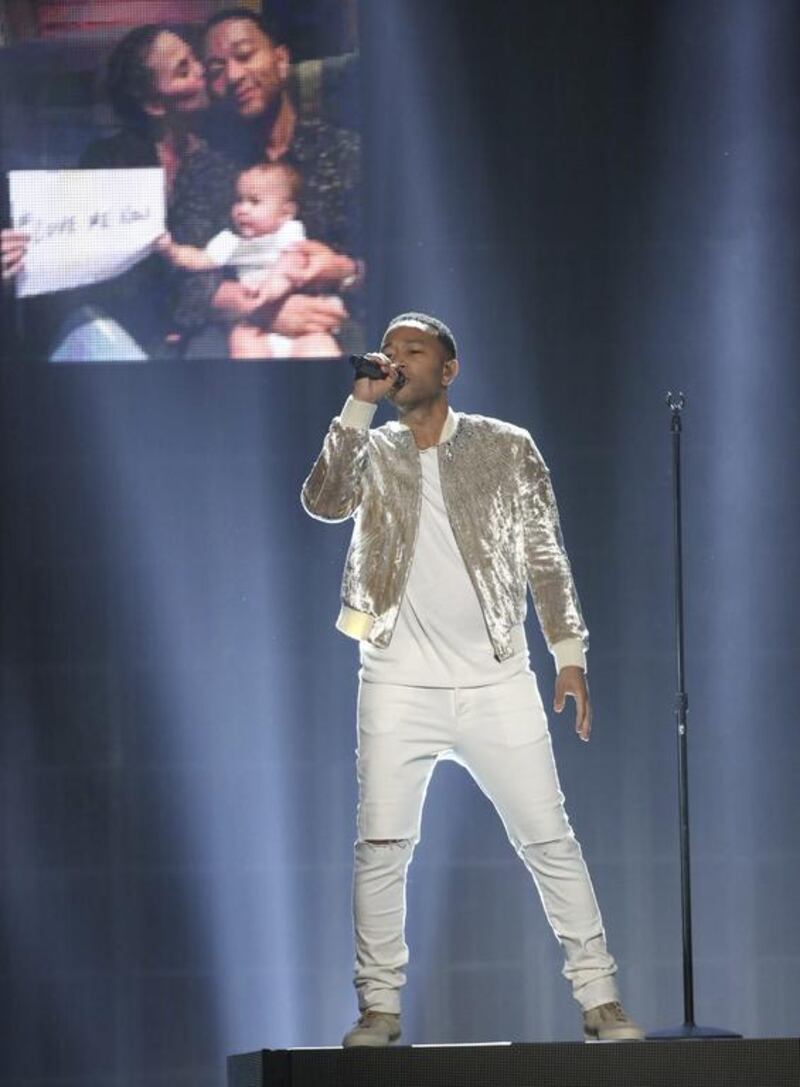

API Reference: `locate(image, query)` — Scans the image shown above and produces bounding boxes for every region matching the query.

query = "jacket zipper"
[438,441,506,661]
[388,437,423,634]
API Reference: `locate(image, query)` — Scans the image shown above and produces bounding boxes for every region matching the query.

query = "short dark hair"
[384,312,458,360]
[204,6,287,48]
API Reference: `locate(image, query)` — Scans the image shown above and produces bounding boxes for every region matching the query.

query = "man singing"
[301,312,643,1046]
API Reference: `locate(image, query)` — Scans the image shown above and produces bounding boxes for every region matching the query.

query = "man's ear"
[276,44,291,82]
[442,357,459,386]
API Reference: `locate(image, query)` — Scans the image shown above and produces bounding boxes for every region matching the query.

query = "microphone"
[349,353,407,388]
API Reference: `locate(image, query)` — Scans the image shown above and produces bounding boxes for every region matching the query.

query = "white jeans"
[353,671,619,1014]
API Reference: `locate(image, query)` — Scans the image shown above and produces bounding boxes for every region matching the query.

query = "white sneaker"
[342,1010,402,1048]
[583,1001,645,1041]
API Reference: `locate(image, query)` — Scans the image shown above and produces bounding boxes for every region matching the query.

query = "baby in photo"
[160,161,342,358]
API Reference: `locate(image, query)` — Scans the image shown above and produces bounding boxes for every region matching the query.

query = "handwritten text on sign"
[8,168,166,298]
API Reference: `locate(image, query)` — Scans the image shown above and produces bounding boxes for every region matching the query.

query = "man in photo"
[169,5,363,357]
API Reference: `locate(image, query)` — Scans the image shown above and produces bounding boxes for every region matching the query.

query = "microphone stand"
[647,393,741,1040]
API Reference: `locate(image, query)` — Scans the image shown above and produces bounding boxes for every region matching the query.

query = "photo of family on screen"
[0,1,364,362]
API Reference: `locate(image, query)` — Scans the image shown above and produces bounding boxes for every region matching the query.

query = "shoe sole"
[585,1034,645,1043]
[342,1037,401,1048]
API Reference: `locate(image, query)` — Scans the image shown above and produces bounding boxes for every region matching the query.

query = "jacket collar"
[386,406,459,445]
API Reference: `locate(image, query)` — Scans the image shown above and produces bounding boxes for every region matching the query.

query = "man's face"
[204,18,290,119]
[145,31,208,116]
[380,322,457,406]
[232,169,294,238]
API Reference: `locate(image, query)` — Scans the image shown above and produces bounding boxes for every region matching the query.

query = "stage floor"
[228,1036,799,1087]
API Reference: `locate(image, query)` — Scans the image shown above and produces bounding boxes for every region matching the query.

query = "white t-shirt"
[359,446,529,687]
[204,219,306,288]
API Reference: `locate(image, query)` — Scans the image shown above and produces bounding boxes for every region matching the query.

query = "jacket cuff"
[340,396,377,429]
[336,604,374,640]
[552,638,587,673]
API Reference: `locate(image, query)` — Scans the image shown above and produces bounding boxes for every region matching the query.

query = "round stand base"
[647,1024,742,1040]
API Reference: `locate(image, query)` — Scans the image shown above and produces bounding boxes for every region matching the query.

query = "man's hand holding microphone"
[350,352,405,403]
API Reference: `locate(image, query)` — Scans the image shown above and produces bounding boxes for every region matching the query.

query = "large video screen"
[0,1,364,362]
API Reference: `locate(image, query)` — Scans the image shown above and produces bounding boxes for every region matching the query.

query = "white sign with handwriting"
[8,168,166,298]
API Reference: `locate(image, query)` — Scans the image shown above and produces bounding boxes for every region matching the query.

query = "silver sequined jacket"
[301,401,588,664]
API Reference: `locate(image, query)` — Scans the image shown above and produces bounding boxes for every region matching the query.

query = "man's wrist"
[340,395,377,429]
[340,257,365,291]
[552,637,587,674]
